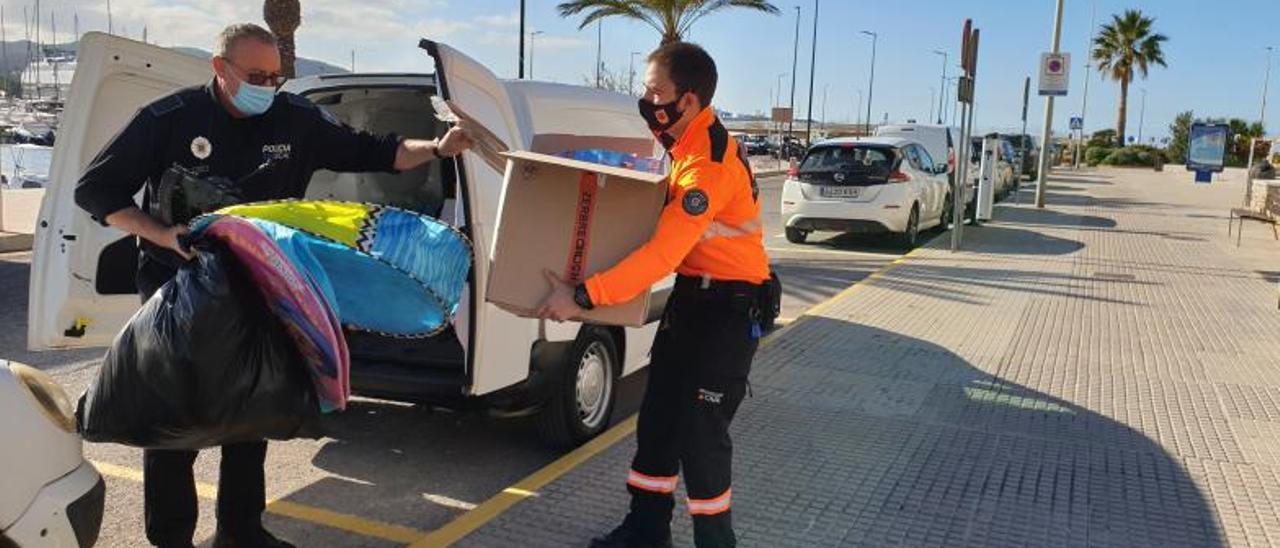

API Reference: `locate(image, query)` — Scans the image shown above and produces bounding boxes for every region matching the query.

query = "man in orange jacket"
[539,42,769,548]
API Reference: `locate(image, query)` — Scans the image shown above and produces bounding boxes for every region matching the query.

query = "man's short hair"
[648,42,717,108]
[215,23,278,59]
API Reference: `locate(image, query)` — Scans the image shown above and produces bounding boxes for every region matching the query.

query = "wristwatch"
[574,283,595,310]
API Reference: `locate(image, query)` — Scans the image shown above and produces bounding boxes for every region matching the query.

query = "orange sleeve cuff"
[585,275,613,308]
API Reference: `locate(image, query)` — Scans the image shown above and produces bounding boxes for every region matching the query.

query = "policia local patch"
[683,189,710,216]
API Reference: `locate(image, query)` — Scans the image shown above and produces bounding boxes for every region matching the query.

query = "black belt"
[674,274,763,296]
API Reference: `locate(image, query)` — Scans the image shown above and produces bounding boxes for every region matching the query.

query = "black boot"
[589,522,674,548]
[210,527,296,548]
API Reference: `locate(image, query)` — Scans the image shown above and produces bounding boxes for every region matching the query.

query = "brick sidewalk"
[460,168,1280,547]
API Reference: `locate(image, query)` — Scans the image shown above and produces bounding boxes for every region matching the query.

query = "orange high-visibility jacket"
[585,107,771,307]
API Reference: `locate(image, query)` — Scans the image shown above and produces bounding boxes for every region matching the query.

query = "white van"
[27,33,664,447]
[875,124,974,214]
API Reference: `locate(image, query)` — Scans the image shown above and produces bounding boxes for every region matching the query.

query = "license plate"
[821,186,860,199]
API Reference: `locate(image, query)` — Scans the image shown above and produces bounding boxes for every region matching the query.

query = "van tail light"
[888,170,912,183]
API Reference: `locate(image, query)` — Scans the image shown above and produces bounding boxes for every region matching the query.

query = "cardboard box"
[488,150,667,327]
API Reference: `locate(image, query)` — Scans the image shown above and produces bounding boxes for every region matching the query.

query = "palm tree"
[557,0,779,46]
[1092,9,1167,146]
[263,0,301,78]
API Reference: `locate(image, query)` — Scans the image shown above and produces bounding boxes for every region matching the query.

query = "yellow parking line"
[91,460,428,544]
[414,244,928,546]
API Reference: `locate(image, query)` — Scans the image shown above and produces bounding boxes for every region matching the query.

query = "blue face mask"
[229,80,276,116]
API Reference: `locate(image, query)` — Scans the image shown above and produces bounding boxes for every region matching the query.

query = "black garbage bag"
[76,242,322,449]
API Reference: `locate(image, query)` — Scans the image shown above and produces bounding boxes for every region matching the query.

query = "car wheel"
[536,327,619,448]
[899,204,920,249]
[785,227,809,244]
[937,193,953,231]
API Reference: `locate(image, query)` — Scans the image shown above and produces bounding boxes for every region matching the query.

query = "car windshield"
[800,145,894,172]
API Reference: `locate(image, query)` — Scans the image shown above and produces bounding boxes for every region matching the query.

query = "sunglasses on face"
[226,60,286,88]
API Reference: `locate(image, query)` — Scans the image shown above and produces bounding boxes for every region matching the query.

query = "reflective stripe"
[702,218,762,241]
[627,470,678,494]
[687,489,732,515]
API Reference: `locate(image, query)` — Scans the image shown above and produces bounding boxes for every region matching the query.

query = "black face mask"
[638,96,684,149]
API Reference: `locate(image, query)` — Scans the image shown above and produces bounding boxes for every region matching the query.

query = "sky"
[5,0,1276,141]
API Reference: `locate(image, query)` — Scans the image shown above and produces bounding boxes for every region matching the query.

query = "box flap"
[501,150,667,184]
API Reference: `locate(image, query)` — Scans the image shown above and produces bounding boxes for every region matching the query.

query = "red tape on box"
[564,171,598,283]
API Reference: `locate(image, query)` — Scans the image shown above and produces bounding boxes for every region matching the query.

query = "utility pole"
[34,0,41,99]
[1034,0,1065,209]
[1263,46,1274,131]
[1,6,8,98]
[51,10,58,100]
[350,49,356,72]
[107,0,113,35]
[1137,88,1147,143]
[787,5,800,144]
[804,0,818,146]
[529,31,544,80]
[1021,76,1031,180]
[628,51,640,95]
[74,12,79,42]
[518,0,525,78]
[595,21,602,88]
[1075,1,1095,169]
[933,50,948,124]
[861,30,877,135]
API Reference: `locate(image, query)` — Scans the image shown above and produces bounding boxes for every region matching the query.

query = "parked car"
[968,135,1017,199]
[780,137,951,248]
[875,123,975,216]
[738,134,772,156]
[29,33,668,447]
[1003,134,1039,180]
[0,359,105,547]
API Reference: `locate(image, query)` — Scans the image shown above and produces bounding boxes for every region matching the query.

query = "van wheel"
[536,327,619,448]
[785,227,808,244]
[899,204,920,249]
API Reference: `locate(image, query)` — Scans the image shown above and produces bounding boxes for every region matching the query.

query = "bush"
[1100,145,1163,167]
[1085,146,1113,166]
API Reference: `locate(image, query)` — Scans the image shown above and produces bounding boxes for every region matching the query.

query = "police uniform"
[583,106,770,548]
[75,80,401,547]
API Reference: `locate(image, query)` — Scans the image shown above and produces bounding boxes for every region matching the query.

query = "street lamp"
[861,30,878,135]
[1137,87,1147,144]
[529,30,544,79]
[1262,46,1275,131]
[788,5,801,141]
[804,0,819,146]
[628,51,641,95]
[518,0,525,78]
[932,50,948,124]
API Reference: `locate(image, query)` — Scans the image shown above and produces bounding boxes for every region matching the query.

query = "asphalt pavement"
[0,172,924,546]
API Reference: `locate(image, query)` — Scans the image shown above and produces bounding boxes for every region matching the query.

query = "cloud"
[475,12,519,28]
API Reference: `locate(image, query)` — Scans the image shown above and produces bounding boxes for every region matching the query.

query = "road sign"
[1038,52,1070,96]
[1070,116,1083,130]
[771,107,793,124]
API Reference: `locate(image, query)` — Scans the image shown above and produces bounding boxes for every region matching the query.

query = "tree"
[1087,129,1117,149]
[1166,111,1193,162]
[1092,10,1168,146]
[583,62,635,94]
[264,0,301,78]
[557,0,779,45]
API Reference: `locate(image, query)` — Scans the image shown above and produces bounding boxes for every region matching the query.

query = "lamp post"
[775,72,788,107]
[628,51,641,95]
[804,0,819,146]
[1137,87,1147,144]
[788,5,801,142]
[518,0,525,78]
[1263,46,1274,131]
[529,30,544,79]
[932,50,948,124]
[860,30,878,135]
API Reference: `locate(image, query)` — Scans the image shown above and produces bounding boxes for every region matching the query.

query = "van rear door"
[27,33,209,350]
[421,39,538,395]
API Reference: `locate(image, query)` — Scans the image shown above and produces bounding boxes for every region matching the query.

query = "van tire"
[785,227,808,244]
[536,327,619,448]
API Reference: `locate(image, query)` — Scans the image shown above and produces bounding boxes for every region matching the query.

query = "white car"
[0,360,105,547]
[28,33,665,447]
[780,137,951,248]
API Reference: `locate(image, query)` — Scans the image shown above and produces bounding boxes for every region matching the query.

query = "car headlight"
[8,360,77,433]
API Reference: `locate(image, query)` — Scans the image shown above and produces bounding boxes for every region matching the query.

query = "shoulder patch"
[146,94,184,117]
[683,189,710,216]
[284,92,317,109]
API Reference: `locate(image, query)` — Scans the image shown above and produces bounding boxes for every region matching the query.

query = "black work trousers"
[138,262,268,547]
[622,277,761,548]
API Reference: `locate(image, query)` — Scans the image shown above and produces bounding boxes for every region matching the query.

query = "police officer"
[74,23,472,548]
[539,42,769,548]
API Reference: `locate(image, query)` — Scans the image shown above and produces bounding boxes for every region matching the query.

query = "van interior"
[300,85,469,395]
